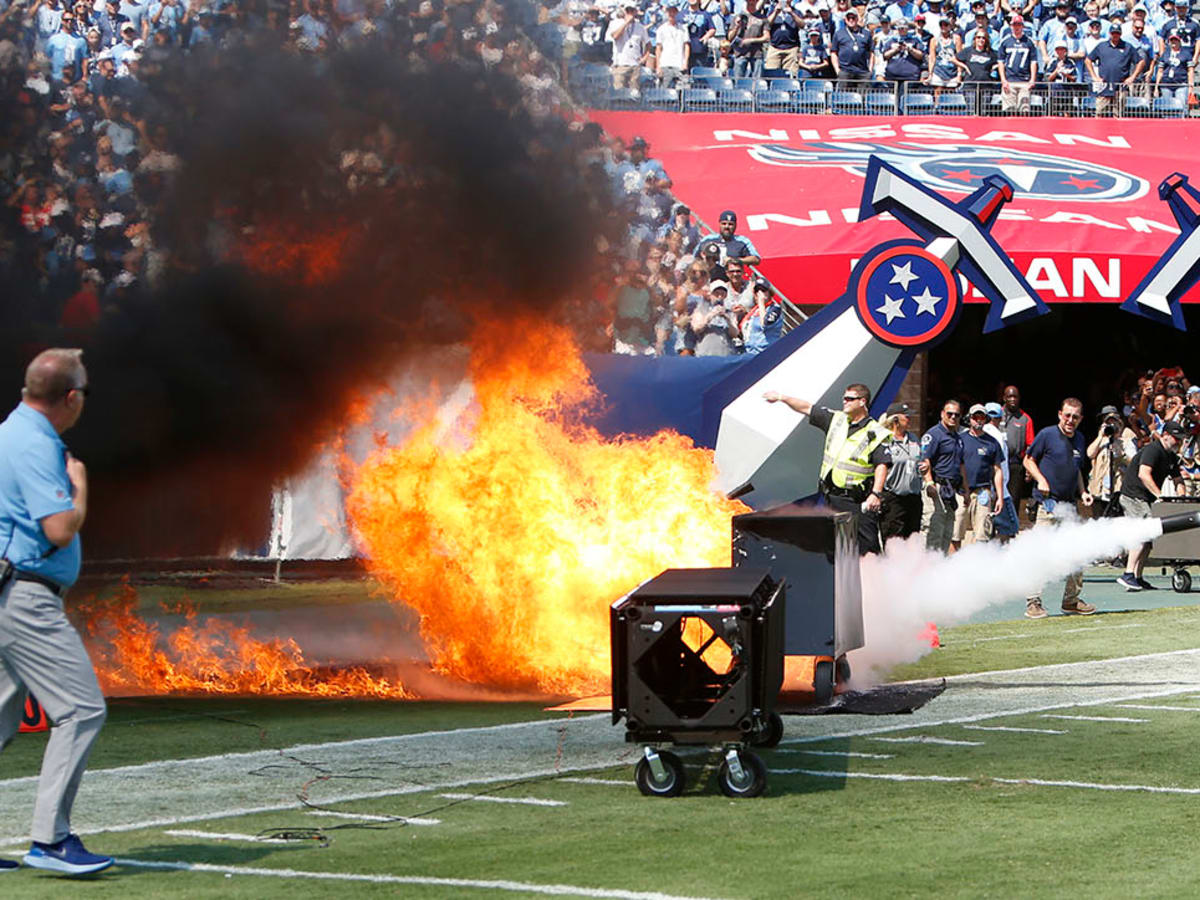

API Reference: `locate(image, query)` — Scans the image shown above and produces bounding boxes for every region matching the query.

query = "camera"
[1102,422,1116,437]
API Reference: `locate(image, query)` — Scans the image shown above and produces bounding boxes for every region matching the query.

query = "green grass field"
[5,576,1200,898]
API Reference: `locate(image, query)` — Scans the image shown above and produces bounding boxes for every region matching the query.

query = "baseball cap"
[886,402,912,417]
[1163,420,1187,438]
[1053,39,1067,48]
[1066,15,1078,23]
[753,277,772,293]
[968,403,988,418]
[708,280,730,294]
[1089,17,1102,26]
[1011,13,1024,23]
[1109,21,1122,30]
[630,135,647,149]
[121,21,136,31]
[1187,384,1199,393]
[719,209,737,223]
[1169,31,1182,39]
[915,12,926,20]
[702,242,722,258]
[845,7,858,15]
[1098,404,1121,420]
[984,402,1004,419]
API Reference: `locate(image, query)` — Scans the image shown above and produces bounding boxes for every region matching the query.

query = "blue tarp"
[582,353,745,447]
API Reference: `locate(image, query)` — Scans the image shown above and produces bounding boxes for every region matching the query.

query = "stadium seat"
[637,70,658,92]
[760,67,789,79]
[936,93,970,115]
[1125,95,1151,117]
[719,88,756,112]
[768,77,804,94]
[733,77,770,94]
[1029,93,1046,115]
[682,87,719,112]
[643,87,681,111]
[795,89,828,112]
[606,87,640,110]
[901,93,934,114]
[1153,96,1185,118]
[699,76,734,92]
[755,89,794,113]
[689,66,721,79]
[831,90,864,114]
[864,92,897,114]
[1078,95,1097,116]
[805,79,833,94]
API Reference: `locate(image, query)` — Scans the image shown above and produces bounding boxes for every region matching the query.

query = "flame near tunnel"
[347,324,746,697]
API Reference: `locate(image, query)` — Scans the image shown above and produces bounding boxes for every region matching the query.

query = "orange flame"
[238,223,352,286]
[80,580,412,698]
[347,322,746,696]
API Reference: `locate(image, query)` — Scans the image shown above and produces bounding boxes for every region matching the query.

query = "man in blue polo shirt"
[0,349,112,875]
[1022,396,1096,618]
[921,399,967,555]
[1086,21,1144,114]
[961,404,1004,545]
[831,7,874,89]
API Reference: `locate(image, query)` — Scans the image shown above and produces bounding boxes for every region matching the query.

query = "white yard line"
[558,778,632,787]
[962,726,1068,735]
[775,750,896,759]
[113,859,732,900]
[970,624,1145,643]
[163,829,294,843]
[1115,704,1200,712]
[775,769,1200,795]
[1042,715,1147,723]
[305,810,440,825]
[871,736,984,746]
[439,793,566,807]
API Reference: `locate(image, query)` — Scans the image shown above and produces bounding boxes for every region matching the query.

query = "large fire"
[81,581,412,698]
[347,323,746,696]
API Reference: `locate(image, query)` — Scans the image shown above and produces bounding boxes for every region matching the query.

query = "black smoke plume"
[0,44,623,557]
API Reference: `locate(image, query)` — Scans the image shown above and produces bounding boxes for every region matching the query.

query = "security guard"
[0,349,112,875]
[921,398,967,554]
[764,382,890,553]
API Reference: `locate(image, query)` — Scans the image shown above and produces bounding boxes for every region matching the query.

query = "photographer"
[1086,404,1136,518]
[1118,420,1186,591]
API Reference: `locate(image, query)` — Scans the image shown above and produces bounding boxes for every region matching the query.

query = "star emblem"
[889,261,919,291]
[1061,175,1101,190]
[875,293,906,324]
[940,168,980,184]
[911,286,942,316]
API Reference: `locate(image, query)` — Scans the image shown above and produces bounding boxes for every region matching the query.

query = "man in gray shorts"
[0,348,112,875]
[1117,420,1185,592]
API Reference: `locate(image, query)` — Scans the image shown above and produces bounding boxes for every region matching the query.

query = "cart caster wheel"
[835,655,851,686]
[813,659,835,706]
[718,749,767,798]
[635,750,685,797]
[751,712,784,748]
[1173,570,1192,593]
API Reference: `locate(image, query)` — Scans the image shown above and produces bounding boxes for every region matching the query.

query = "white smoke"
[847,515,1163,688]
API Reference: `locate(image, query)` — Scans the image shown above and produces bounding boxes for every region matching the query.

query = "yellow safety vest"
[819,411,890,490]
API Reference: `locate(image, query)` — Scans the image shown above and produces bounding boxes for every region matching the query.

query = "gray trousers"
[0,579,107,844]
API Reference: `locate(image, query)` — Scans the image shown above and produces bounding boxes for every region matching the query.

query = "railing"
[571,64,1195,119]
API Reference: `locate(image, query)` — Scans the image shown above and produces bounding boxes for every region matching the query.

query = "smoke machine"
[610,507,863,798]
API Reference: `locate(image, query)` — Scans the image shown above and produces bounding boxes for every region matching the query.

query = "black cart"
[1150,497,1200,592]
[610,567,785,798]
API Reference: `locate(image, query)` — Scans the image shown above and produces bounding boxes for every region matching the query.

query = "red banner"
[590,113,1199,306]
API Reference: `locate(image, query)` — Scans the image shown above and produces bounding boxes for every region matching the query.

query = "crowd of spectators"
[604,137,784,357]
[571,0,1198,112]
[0,0,776,357]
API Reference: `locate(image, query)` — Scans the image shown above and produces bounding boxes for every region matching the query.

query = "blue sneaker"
[23,834,113,875]
[0,857,18,871]
[1116,573,1142,592]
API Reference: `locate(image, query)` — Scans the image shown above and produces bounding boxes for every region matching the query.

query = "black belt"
[14,572,67,598]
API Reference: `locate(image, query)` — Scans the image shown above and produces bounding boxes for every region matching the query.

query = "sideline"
[113,858,735,900]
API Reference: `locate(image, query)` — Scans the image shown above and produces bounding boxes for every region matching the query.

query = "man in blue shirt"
[961,404,1005,545]
[0,349,112,875]
[998,13,1038,110]
[921,399,967,554]
[831,7,874,88]
[882,18,926,82]
[44,12,88,80]
[1086,21,1143,114]
[1022,396,1096,618]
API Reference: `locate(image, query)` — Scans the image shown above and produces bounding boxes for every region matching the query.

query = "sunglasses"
[843,395,864,402]
[944,411,961,418]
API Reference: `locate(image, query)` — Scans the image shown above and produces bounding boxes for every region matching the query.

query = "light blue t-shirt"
[0,403,81,587]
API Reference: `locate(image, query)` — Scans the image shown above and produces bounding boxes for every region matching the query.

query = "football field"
[5,577,1200,897]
